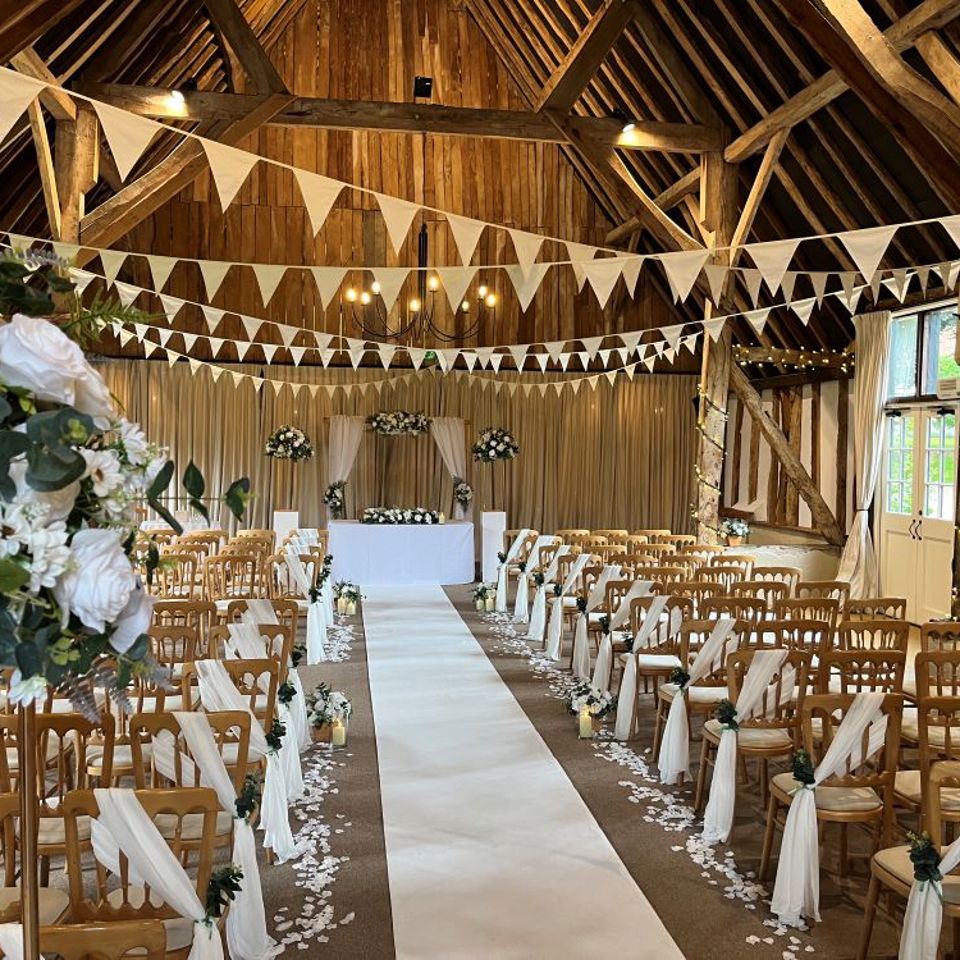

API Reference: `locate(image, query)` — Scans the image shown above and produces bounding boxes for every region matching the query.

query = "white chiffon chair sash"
[541,545,570,585]
[321,576,334,627]
[613,595,671,741]
[572,613,591,679]
[525,546,571,643]
[525,535,556,575]
[90,788,225,960]
[900,834,960,960]
[242,600,278,626]
[702,649,791,844]
[0,924,22,960]
[496,527,532,612]
[545,553,591,660]
[513,573,530,623]
[658,619,739,785]
[586,565,621,611]
[771,692,888,926]
[284,551,326,664]
[608,580,654,632]
[194,660,297,862]
[173,712,281,960]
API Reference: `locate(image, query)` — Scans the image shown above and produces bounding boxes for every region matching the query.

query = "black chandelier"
[341,225,497,343]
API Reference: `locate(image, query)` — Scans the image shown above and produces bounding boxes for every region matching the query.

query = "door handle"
[917,518,923,542]
[908,519,919,540]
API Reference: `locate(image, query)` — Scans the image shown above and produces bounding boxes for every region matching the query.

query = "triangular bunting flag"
[506,263,550,312]
[507,228,545,279]
[534,353,549,373]
[310,267,347,309]
[0,68,46,145]
[580,336,604,358]
[208,337,224,357]
[261,343,279,363]
[51,241,79,263]
[917,265,931,292]
[446,214,486,266]
[158,294,184,322]
[791,298,815,324]
[235,340,251,361]
[157,328,174,347]
[374,193,420,254]
[114,281,141,308]
[598,349,612,367]
[659,249,710,303]
[378,344,397,369]
[565,241,598,291]
[100,250,128,286]
[743,268,764,307]
[704,317,726,342]
[252,264,286,307]
[703,263,727,306]
[278,325,298,348]
[202,140,259,211]
[545,341,565,363]
[181,332,198,352]
[662,324,683,349]
[489,353,504,373]
[93,100,159,180]
[508,345,528,370]
[810,272,830,305]
[145,255,177,292]
[294,170,342,236]
[745,238,801,295]
[118,328,134,347]
[838,224,898,283]
[780,271,797,305]
[745,308,770,336]
[199,260,232,300]
[437,266,478,313]
[621,256,644,298]
[583,259,623,309]
[372,266,410,311]
[241,316,262,340]
[940,215,960,253]
[201,306,225,333]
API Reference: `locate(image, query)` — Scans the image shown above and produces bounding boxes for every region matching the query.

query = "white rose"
[54,528,136,632]
[0,314,113,424]
[110,579,154,654]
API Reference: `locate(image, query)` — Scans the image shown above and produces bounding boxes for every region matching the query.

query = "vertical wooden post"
[695,148,738,542]
[54,104,99,244]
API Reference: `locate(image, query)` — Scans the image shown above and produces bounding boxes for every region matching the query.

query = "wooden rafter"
[728,128,789,266]
[535,0,637,113]
[0,0,88,61]
[605,168,699,244]
[201,0,287,94]
[26,99,60,240]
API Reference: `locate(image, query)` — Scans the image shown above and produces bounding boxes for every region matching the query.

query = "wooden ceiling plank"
[0,0,89,62]
[201,0,287,94]
[535,0,637,113]
[726,0,960,162]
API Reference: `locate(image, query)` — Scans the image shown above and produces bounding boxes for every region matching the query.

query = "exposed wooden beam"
[201,0,287,94]
[730,364,844,546]
[733,345,852,370]
[535,0,637,113]
[26,99,60,239]
[725,0,960,162]
[567,117,725,152]
[80,93,294,250]
[10,47,75,121]
[605,168,700,244]
[54,104,98,243]
[777,0,960,210]
[0,0,88,61]
[728,127,789,265]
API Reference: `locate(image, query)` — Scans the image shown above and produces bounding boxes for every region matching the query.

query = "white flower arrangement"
[566,681,616,718]
[472,426,519,463]
[307,681,353,726]
[720,518,750,540]
[472,583,493,601]
[0,308,251,711]
[361,506,440,525]
[452,476,473,509]
[365,411,431,436]
[323,479,346,518]
[333,581,362,603]
[265,425,314,461]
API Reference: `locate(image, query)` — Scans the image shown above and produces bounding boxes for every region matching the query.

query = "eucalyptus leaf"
[182,461,205,500]
[0,559,29,593]
[25,444,85,491]
[224,477,251,520]
[14,640,42,678]
[147,497,183,535]
[25,408,93,447]
[146,459,175,500]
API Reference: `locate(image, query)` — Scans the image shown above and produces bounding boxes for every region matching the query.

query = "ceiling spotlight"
[611,108,635,134]
[413,75,433,99]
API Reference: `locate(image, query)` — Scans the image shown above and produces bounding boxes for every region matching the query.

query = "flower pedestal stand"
[18,702,40,957]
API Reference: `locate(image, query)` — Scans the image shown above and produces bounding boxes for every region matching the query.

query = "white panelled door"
[879,406,957,622]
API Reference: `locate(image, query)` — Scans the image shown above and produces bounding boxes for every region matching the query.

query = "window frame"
[887,299,960,406]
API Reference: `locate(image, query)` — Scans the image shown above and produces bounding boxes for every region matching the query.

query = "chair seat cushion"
[771,771,881,812]
[659,682,727,705]
[37,813,90,846]
[635,654,681,671]
[901,717,948,747]
[0,886,68,924]
[704,719,792,749]
[874,846,960,903]
[894,769,960,810]
[87,743,153,774]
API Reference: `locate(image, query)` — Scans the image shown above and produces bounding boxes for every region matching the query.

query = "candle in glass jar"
[484,595,496,611]
[336,597,347,614]
[578,706,593,739]
[438,512,446,524]
[331,718,347,747]
[347,599,357,616]
[475,598,485,612]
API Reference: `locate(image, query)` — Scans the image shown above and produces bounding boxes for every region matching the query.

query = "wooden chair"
[63,787,221,960]
[839,618,910,653]
[662,533,697,550]
[921,620,960,653]
[180,529,226,552]
[759,693,902,884]
[36,920,167,959]
[598,543,628,562]
[775,597,841,632]
[149,624,198,676]
[699,565,746,593]
[182,659,279,745]
[652,619,746,760]
[859,763,960,960]
[730,579,789,612]
[901,650,960,749]
[212,622,294,682]
[624,534,650,553]
[203,554,263,603]
[668,580,724,617]
[641,565,688,589]
[592,529,628,540]
[235,528,273,539]
[0,791,68,925]
[637,543,677,559]
[752,566,802,597]
[554,528,590,539]
[694,650,810,814]
[130,710,251,853]
[224,598,300,636]
[818,649,906,695]
[711,555,755,578]
[624,595,693,700]
[796,580,851,614]
[567,534,607,552]
[154,553,199,600]
[152,600,216,646]
[846,597,907,621]
[631,529,672,541]
[701,596,767,627]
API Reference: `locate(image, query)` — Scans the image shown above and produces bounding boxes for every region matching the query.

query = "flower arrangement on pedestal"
[323,479,346,518]
[720,518,750,546]
[264,425,314,461]
[361,506,440,525]
[365,411,431,436]
[452,476,473,510]
[472,427,519,463]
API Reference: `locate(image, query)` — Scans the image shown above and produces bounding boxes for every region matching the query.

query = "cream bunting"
[374,193,420,254]
[93,101,159,181]
[202,140,259,211]
[293,170,343,236]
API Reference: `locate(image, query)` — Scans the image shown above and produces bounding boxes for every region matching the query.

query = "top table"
[328,520,475,586]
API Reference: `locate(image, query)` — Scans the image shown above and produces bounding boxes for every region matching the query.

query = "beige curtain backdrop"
[99,361,698,534]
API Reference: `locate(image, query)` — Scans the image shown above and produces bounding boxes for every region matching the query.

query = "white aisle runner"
[364,586,684,959]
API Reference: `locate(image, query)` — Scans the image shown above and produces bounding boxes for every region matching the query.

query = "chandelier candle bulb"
[360,291,371,305]
[345,287,357,302]
[578,706,594,739]
[428,275,440,291]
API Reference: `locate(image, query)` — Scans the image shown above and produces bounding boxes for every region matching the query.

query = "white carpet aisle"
[363,585,684,959]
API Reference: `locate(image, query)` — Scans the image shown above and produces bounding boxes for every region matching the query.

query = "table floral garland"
[365,411,431,436]
[360,506,440,525]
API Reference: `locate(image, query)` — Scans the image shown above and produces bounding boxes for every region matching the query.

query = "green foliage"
[205,864,243,920]
[908,831,943,885]
[715,699,739,731]
[791,749,816,787]
[235,773,261,822]
[265,716,286,753]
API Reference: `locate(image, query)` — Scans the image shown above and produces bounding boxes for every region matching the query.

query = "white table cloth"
[329,520,474,586]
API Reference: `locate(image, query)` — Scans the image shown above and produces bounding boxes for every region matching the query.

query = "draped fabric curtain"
[429,417,469,518]
[99,362,697,533]
[837,311,892,598]
[327,415,364,519]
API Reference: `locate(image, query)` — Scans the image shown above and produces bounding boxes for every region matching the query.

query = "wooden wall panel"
[105,0,682,356]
